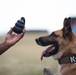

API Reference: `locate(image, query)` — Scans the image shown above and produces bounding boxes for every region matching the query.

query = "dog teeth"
[48,47,55,52]
[52,47,55,50]
[51,47,55,50]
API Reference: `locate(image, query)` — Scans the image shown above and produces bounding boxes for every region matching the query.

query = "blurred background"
[0,0,76,75]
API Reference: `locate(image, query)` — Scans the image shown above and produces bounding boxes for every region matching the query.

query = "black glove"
[13,17,25,34]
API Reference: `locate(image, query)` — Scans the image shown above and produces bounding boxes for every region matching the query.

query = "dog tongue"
[41,45,54,60]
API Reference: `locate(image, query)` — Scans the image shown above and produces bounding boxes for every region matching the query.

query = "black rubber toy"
[13,17,25,34]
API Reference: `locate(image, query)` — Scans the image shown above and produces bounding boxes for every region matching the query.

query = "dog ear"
[62,17,72,41]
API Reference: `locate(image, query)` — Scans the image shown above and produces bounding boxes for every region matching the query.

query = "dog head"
[35,17,75,60]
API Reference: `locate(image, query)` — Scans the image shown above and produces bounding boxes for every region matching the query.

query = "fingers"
[19,28,26,38]
[15,28,26,41]
[22,27,26,34]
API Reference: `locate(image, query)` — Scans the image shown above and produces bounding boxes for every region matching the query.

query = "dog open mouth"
[41,45,54,60]
[41,44,59,60]
[35,38,59,60]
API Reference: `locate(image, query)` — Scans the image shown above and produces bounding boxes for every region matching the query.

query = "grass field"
[0,32,58,75]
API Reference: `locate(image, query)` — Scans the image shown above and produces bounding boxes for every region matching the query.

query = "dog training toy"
[13,17,25,34]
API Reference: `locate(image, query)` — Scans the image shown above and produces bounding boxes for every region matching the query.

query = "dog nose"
[35,38,43,45]
[35,38,39,44]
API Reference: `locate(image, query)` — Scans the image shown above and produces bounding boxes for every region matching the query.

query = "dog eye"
[50,32,58,37]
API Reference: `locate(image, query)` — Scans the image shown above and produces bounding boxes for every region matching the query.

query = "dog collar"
[58,54,76,64]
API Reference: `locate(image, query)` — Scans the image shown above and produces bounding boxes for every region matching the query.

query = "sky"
[0,0,76,35]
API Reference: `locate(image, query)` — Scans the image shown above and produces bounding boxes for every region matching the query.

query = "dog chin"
[52,52,63,60]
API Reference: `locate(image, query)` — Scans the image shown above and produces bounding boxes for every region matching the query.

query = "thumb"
[7,27,13,34]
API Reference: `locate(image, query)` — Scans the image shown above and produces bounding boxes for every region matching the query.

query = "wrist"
[3,41,11,49]
[0,41,11,55]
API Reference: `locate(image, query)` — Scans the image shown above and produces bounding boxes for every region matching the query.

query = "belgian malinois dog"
[35,17,76,75]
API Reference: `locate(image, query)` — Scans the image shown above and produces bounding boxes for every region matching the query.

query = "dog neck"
[58,54,76,64]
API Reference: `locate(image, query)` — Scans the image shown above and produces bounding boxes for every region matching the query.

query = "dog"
[35,17,76,75]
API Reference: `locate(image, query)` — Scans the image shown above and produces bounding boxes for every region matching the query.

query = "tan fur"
[52,30,76,75]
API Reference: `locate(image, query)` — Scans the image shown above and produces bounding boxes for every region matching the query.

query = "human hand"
[5,27,26,47]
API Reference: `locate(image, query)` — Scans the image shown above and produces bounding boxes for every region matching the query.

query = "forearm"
[0,41,10,55]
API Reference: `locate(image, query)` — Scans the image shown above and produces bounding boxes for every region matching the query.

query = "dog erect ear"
[62,17,73,40]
